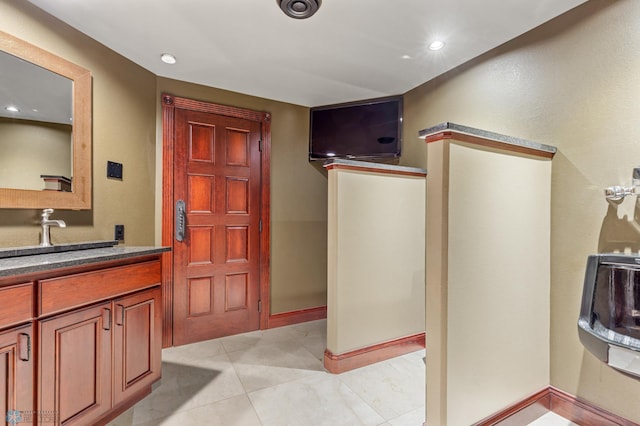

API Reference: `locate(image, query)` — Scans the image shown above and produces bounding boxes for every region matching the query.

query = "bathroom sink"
[0,240,118,259]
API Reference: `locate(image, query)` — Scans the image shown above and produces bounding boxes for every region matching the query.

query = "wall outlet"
[115,224,125,241]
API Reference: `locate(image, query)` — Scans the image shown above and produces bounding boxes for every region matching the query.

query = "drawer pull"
[116,304,125,326]
[102,308,111,330]
[18,333,30,361]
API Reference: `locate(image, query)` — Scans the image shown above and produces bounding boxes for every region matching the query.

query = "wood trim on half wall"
[324,332,425,374]
[267,306,327,329]
[473,386,639,426]
[160,93,271,347]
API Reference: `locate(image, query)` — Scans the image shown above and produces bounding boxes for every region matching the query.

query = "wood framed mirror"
[0,30,91,210]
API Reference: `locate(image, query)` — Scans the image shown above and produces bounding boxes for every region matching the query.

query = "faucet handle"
[41,208,54,222]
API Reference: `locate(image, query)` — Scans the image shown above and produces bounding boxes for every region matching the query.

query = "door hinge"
[258,139,262,152]
[258,300,262,313]
[259,219,262,233]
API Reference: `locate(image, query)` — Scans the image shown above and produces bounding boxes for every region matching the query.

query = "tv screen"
[309,96,402,161]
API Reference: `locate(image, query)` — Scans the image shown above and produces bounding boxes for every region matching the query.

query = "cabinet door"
[0,324,33,426]
[113,287,162,406]
[39,303,112,426]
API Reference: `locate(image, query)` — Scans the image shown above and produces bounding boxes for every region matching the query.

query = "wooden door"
[39,303,112,426]
[172,108,262,346]
[0,324,33,426]
[113,287,162,406]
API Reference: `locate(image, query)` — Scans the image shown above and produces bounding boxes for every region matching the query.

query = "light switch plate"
[107,161,123,180]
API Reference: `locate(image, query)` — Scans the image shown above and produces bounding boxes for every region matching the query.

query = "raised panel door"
[173,109,261,345]
[39,303,112,426]
[112,287,162,406]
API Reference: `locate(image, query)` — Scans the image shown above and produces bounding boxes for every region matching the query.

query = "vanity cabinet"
[0,247,167,426]
[37,258,162,425]
[39,287,161,425]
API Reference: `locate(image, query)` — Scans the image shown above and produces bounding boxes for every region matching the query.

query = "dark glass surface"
[592,266,640,340]
[309,97,401,160]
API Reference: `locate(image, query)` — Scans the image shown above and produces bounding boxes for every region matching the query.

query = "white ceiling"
[28,0,587,108]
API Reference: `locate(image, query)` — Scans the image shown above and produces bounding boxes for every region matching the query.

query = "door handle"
[18,333,30,362]
[176,199,186,242]
[116,304,125,326]
[102,307,111,330]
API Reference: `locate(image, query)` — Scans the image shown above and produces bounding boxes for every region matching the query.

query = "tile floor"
[108,319,576,426]
[109,319,425,426]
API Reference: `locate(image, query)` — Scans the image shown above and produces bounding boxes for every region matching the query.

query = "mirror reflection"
[0,50,73,191]
[0,30,92,210]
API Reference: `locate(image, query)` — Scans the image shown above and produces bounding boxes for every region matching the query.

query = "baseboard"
[473,386,639,426]
[548,386,639,426]
[267,306,327,328]
[472,388,551,426]
[324,332,425,374]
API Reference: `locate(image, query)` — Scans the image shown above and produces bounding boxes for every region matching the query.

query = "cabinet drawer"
[39,260,161,316]
[0,283,33,329]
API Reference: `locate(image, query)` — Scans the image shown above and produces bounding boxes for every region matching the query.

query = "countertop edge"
[323,158,427,175]
[418,122,557,155]
[0,246,170,278]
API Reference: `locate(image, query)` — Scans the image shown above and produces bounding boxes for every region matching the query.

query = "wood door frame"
[160,93,271,348]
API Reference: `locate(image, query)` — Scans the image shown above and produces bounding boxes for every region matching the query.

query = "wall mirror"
[0,30,91,210]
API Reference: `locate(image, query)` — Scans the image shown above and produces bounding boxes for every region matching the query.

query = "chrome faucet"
[40,208,66,247]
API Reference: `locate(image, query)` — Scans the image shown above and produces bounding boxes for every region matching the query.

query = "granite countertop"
[418,122,558,156]
[0,245,170,278]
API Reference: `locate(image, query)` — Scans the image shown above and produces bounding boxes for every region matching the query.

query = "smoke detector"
[278,0,321,19]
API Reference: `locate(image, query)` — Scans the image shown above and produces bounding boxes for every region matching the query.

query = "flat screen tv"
[309,96,402,161]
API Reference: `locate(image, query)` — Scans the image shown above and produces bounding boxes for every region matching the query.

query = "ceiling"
[27,0,587,108]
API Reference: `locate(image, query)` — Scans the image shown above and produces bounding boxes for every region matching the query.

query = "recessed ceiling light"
[402,55,412,60]
[5,106,19,112]
[429,40,445,51]
[160,53,177,64]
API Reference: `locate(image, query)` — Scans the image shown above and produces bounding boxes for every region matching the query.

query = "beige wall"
[406,0,640,422]
[156,79,328,314]
[326,166,425,354]
[448,141,551,425]
[0,119,71,190]
[0,0,157,247]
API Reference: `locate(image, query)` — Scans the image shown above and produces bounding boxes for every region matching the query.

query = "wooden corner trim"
[324,163,427,177]
[324,332,425,374]
[472,386,639,426]
[163,93,269,122]
[267,306,327,329]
